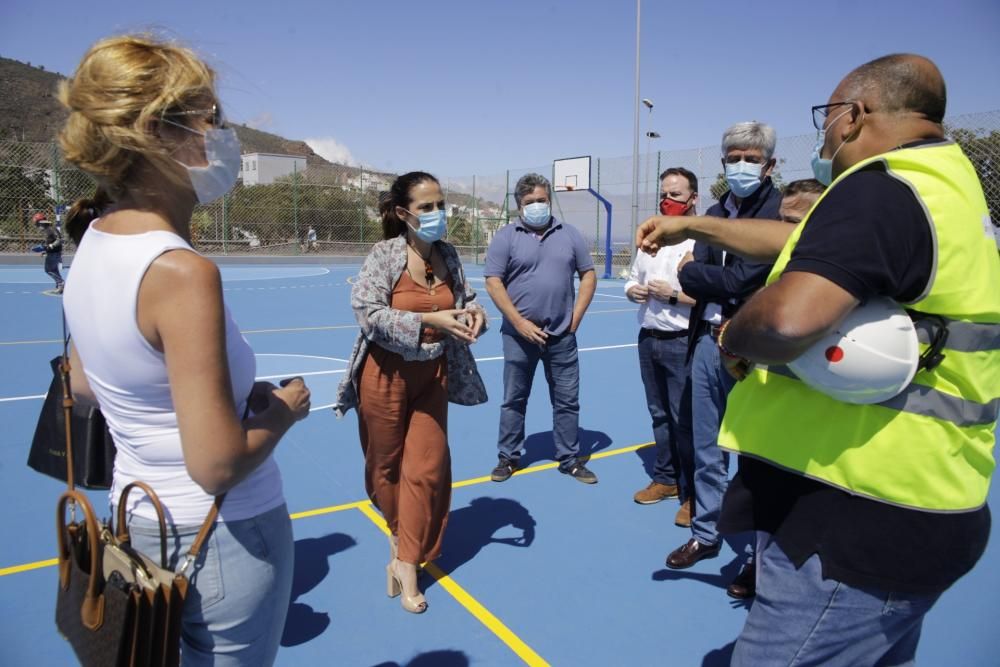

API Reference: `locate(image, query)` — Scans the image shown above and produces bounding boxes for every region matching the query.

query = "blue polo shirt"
[484,217,595,336]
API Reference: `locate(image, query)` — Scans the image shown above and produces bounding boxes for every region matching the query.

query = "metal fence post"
[222,193,228,255]
[359,167,365,245]
[473,175,479,263]
[293,162,300,255]
[595,157,601,253]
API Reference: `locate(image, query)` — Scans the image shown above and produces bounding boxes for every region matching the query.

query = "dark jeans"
[497,331,580,467]
[44,254,64,288]
[637,330,691,493]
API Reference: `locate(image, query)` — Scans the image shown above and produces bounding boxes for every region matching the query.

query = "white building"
[240,153,308,186]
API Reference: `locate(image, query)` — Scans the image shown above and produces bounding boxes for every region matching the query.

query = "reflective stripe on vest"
[768,365,1000,427]
[719,142,1000,512]
[913,317,1000,353]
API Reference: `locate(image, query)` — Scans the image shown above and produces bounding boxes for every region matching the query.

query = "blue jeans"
[127,504,295,667]
[637,330,691,492]
[497,331,580,466]
[732,533,941,666]
[690,333,737,545]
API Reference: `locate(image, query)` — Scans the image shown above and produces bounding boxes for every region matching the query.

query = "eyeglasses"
[811,101,857,131]
[162,103,226,130]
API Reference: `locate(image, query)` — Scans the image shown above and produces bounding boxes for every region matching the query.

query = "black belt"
[641,327,688,341]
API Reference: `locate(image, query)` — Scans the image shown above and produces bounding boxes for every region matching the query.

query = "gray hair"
[514,173,552,208]
[721,121,777,161]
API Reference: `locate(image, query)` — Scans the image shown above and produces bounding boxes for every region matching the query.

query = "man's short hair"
[658,167,698,194]
[721,121,777,161]
[514,173,552,208]
[783,179,826,198]
[841,54,946,124]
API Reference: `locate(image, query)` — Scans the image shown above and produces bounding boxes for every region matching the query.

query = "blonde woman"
[59,35,310,665]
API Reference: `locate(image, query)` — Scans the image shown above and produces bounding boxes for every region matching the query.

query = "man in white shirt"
[625,168,699,510]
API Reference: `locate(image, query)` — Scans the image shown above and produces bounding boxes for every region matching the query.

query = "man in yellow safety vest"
[636,53,999,666]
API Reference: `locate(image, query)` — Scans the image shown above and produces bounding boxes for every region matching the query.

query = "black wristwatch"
[668,289,678,305]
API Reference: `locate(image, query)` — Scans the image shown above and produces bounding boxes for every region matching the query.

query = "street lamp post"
[645,130,660,215]
[629,0,642,266]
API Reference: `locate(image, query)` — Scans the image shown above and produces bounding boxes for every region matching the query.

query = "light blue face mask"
[406,209,447,243]
[521,202,551,229]
[811,107,854,186]
[724,160,764,198]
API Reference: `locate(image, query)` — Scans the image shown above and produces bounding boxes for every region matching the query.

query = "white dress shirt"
[624,239,696,332]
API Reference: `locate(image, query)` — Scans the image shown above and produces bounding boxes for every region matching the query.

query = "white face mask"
[180,128,242,204]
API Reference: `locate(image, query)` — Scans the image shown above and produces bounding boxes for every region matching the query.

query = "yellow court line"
[0,441,653,578]
[356,503,549,667]
[0,557,59,577]
[288,499,370,520]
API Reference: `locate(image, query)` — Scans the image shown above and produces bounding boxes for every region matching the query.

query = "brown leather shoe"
[674,497,694,527]
[666,538,720,569]
[726,560,756,599]
[633,482,679,504]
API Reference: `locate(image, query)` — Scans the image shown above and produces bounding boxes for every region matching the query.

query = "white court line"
[0,394,47,403]
[256,352,350,363]
[593,292,628,300]
[241,324,360,335]
[255,369,346,380]
[0,309,637,347]
[0,344,637,403]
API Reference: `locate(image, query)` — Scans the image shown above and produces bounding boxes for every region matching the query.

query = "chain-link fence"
[3,110,998,274]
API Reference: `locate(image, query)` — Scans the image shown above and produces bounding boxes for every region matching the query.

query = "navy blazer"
[679,177,783,360]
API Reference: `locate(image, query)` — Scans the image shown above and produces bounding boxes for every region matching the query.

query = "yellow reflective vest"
[719,141,1000,512]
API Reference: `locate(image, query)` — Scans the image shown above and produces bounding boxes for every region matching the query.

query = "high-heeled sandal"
[386,558,428,614]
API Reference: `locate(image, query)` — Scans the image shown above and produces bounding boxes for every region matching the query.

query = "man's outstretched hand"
[635,215,691,255]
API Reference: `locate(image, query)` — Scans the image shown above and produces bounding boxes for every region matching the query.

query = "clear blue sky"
[2,0,999,178]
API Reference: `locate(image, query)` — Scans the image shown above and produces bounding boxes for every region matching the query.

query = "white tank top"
[63,224,284,525]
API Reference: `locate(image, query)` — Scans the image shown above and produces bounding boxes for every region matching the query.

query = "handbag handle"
[116,481,168,568]
[56,489,105,631]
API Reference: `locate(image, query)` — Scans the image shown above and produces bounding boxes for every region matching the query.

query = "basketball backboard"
[553,156,591,192]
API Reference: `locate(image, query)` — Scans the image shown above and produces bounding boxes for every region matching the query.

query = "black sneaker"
[559,461,598,484]
[491,457,517,482]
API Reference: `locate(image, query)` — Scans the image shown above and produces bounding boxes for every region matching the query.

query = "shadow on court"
[702,641,736,666]
[281,532,357,647]
[518,428,612,468]
[427,496,537,588]
[371,649,470,667]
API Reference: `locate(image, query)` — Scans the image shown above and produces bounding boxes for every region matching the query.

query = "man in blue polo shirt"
[484,173,598,483]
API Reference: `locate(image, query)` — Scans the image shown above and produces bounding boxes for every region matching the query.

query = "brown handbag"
[53,314,224,666]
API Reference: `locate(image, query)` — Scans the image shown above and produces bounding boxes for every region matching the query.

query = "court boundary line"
[0,343,639,403]
[357,503,550,667]
[0,306,637,347]
[0,440,652,577]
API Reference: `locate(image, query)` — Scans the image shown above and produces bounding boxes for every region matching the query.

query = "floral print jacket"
[333,235,488,416]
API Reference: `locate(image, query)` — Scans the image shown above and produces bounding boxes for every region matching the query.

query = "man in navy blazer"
[665,122,783,600]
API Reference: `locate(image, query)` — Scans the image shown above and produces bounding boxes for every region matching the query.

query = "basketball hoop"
[564,184,575,191]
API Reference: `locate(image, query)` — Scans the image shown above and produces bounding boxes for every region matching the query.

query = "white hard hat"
[786,297,920,405]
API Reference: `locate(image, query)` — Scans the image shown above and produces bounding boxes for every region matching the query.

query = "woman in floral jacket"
[334,171,487,613]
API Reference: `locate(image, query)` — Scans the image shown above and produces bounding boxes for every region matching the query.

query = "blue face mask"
[521,202,551,229]
[406,209,447,243]
[724,160,764,198]
[810,108,853,186]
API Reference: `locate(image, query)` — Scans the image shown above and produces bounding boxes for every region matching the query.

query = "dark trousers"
[637,329,691,493]
[497,331,580,467]
[44,254,63,288]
